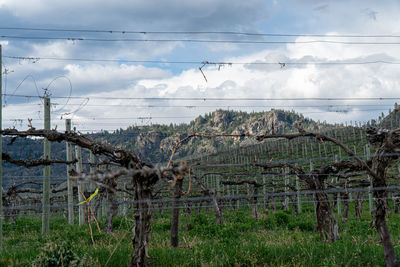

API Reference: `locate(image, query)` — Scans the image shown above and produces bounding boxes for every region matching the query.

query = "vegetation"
[1,202,399,266]
[3,107,400,266]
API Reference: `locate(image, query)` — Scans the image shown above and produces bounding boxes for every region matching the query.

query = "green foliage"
[274,211,290,226]
[258,216,276,230]
[229,210,250,223]
[111,216,130,230]
[288,220,315,232]
[0,256,19,267]
[4,206,400,266]
[31,241,99,267]
[152,220,171,232]
[192,213,212,226]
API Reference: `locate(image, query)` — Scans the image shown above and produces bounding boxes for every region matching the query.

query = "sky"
[1,0,400,132]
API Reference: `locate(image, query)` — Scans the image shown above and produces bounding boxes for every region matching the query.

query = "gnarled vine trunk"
[130,177,153,267]
[315,191,338,242]
[171,178,183,247]
[354,191,363,219]
[211,191,223,225]
[306,175,338,243]
[341,192,349,223]
[371,150,399,267]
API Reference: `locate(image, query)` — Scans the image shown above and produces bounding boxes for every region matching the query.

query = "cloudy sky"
[1,0,400,132]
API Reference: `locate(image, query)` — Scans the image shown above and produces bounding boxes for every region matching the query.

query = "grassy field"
[1,203,399,266]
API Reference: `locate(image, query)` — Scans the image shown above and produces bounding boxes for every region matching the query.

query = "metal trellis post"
[66,119,74,225]
[42,97,51,235]
[75,145,84,225]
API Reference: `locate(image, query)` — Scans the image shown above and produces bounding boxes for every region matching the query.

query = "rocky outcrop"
[109,109,321,163]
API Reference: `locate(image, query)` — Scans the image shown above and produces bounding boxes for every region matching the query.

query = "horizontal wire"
[1,185,397,213]
[3,35,400,45]
[4,55,400,65]
[2,27,400,38]
[3,93,400,101]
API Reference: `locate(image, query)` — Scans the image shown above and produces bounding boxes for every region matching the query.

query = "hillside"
[1,109,329,186]
[91,109,326,163]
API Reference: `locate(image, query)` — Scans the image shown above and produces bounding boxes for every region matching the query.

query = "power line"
[2,35,400,45]
[4,55,199,65]
[4,55,400,65]
[54,103,397,108]
[1,27,400,38]
[3,93,400,101]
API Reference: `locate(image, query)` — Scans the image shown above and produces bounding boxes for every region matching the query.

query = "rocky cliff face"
[106,109,323,163]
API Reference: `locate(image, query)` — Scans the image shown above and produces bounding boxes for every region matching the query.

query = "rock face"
[135,131,162,156]
[0,109,324,183]
[99,109,323,163]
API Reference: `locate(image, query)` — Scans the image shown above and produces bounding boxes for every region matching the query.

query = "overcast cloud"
[1,0,400,131]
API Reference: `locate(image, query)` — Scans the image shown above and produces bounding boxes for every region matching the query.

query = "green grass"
[1,204,399,266]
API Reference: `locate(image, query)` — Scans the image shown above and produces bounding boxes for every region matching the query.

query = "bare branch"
[220,179,263,187]
[256,128,377,179]
[0,128,142,168]
[167,132,249,167]
[2,152,77,168]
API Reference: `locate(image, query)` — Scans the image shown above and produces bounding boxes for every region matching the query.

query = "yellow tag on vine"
[78,188,99,205]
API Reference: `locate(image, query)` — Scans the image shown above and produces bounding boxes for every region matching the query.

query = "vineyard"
[1,106,400,267]
[0,9,400,264]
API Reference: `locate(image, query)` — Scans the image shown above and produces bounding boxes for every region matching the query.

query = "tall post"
[66,119,74,225]
[75,146,84,225]
[335,155,341,215]
[310,160,316,212]
[366,144,373,214]
[170,177,183,247]
[42,97,51,235]
[0,44,3,249]
[89,151,98,214]
[284,168,289,211]
[89,151,96,174]
[100,165,107,218]
[295,164,301,214]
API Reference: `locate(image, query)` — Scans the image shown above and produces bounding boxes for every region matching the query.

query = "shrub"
[192,213,210,226]
[230,210,250,224]
[274,212,290,226]
[259,216,276,230]
[153,221,171,232]
[189,223,220,238]
[219,225,240,240]
[0,256,18,267]
[31,241,99,267]
[288,221,314,232]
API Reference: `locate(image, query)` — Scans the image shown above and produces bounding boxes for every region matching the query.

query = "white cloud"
[65,64,170,87]
[2,0,400,131]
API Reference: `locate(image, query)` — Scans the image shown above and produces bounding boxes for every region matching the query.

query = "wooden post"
[75,146,84,225]
[335,155,341,215]
[42,96,51,235]
[318,143,322,160]
[295,164,301,214]
[310,160,316,212]
[216,174,220,196]
[0,44,3,249]
[89,151,99,215]
[366,144,373,214]
[323,143,328,158]
[263,175,267,213]
[310,142,314,158]
[100,165,107,218]
[122,182,127,216]
[66,119,74,225]
[284,168,289,211]
[170,177,183,247]
[89,151,96,174]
